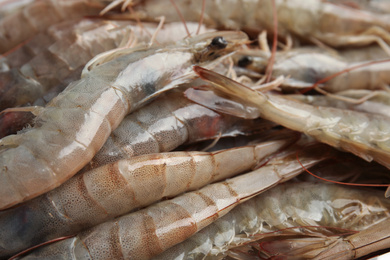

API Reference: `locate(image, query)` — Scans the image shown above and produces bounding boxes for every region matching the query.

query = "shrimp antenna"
[265,0,277,83]
[196,0,206,35]
[296,148,390,188]
[169,0,191,38]
[300,58,390,94]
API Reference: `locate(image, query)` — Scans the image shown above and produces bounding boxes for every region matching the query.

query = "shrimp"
[0,19,213,111]
[0,31,249,210]
[290,90,390,119]
[155,182,390,259]
[247,218,390,259]
[0,0,115,54]
[0,136,292,258]
[187,66,390,186]
[85,87,274,170]
[234,48,390,92]
[19,142,326,260]
[131,0,390,54]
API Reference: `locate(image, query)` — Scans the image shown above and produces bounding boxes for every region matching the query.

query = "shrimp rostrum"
[187,66,390,194]
[0,31,249,210]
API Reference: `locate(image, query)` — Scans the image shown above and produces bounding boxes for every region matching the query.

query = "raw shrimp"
[290,90,390,119]
[86,87,273,170]
[155,182,390,259]
[0,136,291,258]
[234,48,390,92]
[0,31,249,210]
[187,66,390,182]
[0,19,213,111]
[0,0,113,53]
[131,0,390,53]
[19,142,326,260]
[248,218,390,259]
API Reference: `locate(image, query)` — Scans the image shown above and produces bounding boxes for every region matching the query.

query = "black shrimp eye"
[210,36,228,49]
[237,56,252,67]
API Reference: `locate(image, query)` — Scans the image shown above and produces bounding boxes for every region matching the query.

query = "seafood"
[290,90,390,119]
[20,142,325,260]
[187,66,390,180]
[131,0,390,53]
[0,137,290,258]
[234,48,390,92]
[0,0,113,54]
[86,87,273,170]
[155,182,390,259]
[243,219,390,259]
[0,31,249,210]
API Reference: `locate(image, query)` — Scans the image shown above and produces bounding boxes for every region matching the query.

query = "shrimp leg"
[20,143,327,260]
[0,31,249,210]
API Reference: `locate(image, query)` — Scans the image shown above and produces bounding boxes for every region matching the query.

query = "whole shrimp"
[86,87,273,170]
[155,182,390,259]
[0,136,291,258]
[0,20,212,138]
[19,142,326,260]
[0,0,115,54]
[187,66,390,194]
[0,31,249,210]
[234,48,390,92]
[131,0,390,54]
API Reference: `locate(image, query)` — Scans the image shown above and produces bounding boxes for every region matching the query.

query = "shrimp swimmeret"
[0,31,249,210]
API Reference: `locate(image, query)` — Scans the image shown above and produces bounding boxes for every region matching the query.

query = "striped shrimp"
[0,0,115,54]
[234,48,390,92]
[19,142,326,260]
[0,136,291,258]
[187,66,390,193]
[85,87,273,170]
[0,31,249,210]
[155,182,390,259]
[130,0,390,54]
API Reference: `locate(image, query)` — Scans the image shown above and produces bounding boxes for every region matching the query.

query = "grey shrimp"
[155,182,390,259]
[20,142,326,260]
[188,66,390,192]
[0,136,291,258]
[131,0,390,54]
[0,31,249,210]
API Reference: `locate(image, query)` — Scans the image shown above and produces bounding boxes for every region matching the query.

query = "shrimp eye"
[237,56,252,67]
[210,36,228,49]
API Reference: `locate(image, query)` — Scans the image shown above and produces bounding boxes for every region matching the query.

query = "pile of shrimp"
[1,0,390,259]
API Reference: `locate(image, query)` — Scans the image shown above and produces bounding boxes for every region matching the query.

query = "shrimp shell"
[20,142,325,260]
[0,31,249,210]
